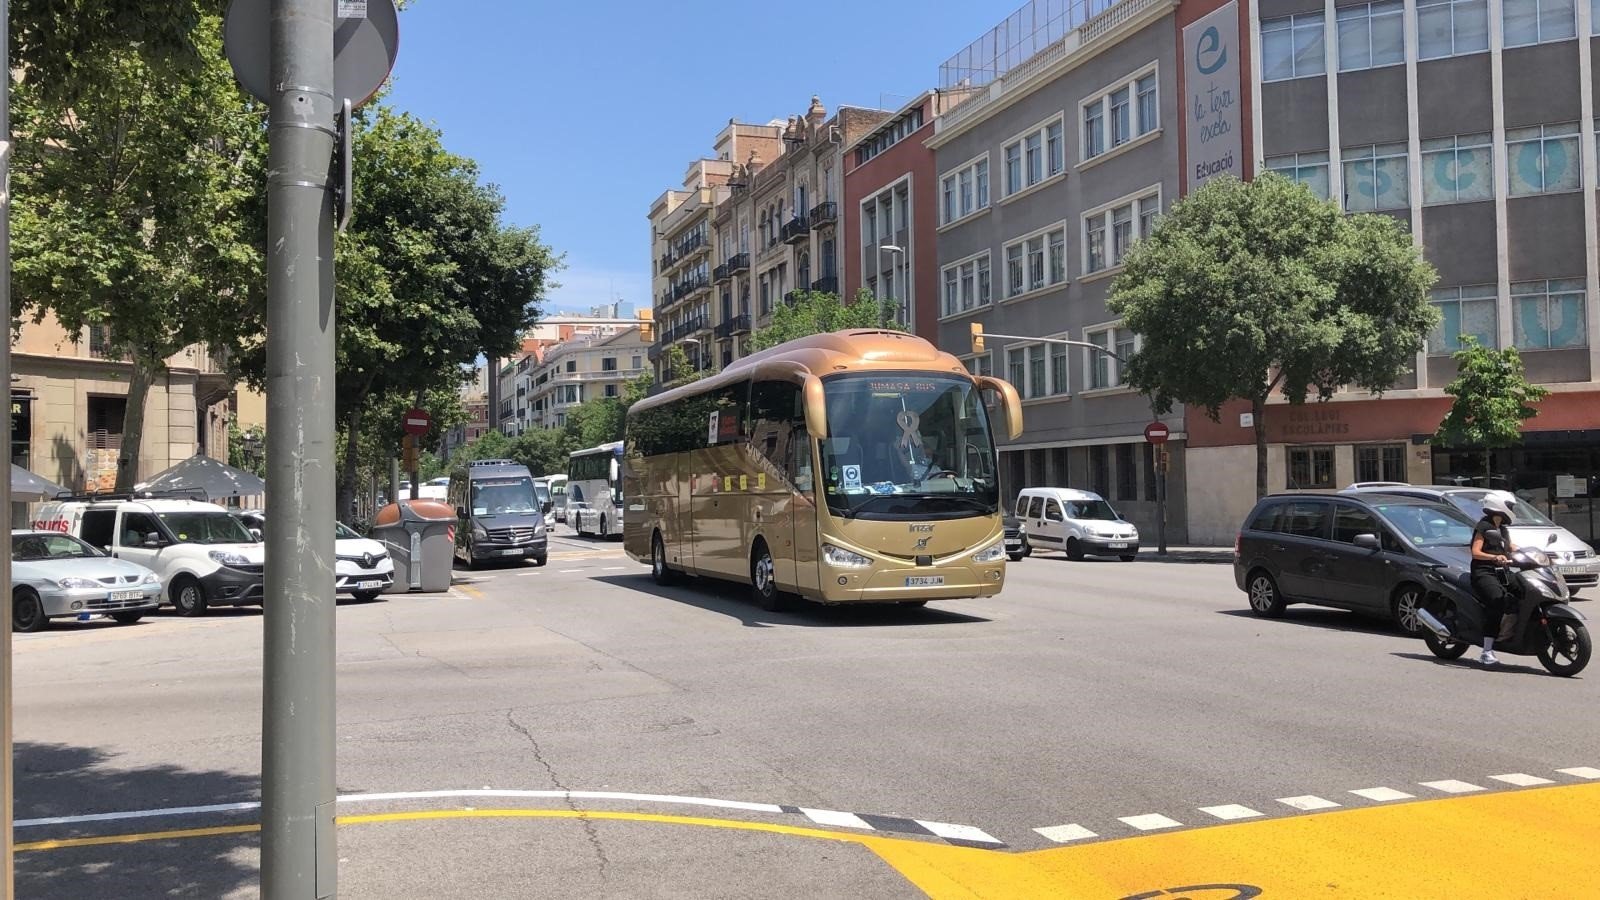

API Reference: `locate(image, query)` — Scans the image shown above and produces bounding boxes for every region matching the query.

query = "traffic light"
[637,308,655,343]
[970,322,985,354]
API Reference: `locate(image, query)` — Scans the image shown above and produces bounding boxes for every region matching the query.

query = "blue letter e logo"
[1196,26,1227,74]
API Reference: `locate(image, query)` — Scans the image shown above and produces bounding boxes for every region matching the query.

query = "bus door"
[789,428,821,598]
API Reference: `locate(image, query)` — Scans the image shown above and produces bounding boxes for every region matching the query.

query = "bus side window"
[750,380,800,474]
[791,431,814,496]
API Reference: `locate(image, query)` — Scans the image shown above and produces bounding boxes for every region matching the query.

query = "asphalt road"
[9,532,1600,898]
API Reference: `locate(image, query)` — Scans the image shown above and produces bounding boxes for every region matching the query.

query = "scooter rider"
[1470,496,1518,666]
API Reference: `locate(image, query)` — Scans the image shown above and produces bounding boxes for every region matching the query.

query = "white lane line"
[16,801,261,828]
[1419,780,1484,794]
[446,589,469,600]
[1350,787,1414,802]
[1034,824,1098,843]
[915,820,1003,844]
[799,808,873,830]
[1489,773,1555,787]
[1557,767,1600,780]
[339,790,785,813]
[1198,804,1263,821]
[557,569,585,574]
[1119,814,1182,831]
[601,566,627,571]
[1277,795,1341,811]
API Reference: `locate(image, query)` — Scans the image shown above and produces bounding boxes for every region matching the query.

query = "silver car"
[10,530,163,632]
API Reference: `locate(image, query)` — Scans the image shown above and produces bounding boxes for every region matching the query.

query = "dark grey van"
[1234,494,1478,634]
[449,460,548,568]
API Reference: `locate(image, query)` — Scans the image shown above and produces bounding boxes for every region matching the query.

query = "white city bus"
[567,442,624,539]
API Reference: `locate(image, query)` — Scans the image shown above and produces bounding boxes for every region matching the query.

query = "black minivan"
[1234,494,1477,634]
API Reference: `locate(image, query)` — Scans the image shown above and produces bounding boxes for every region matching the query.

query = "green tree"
[11,11,266,491]
[228,421,267,479]
[508,429,576,478]
[1432,337,1549,479]
[751,290,903,352]
[1109,174,1438,498]
[452,431,515,470]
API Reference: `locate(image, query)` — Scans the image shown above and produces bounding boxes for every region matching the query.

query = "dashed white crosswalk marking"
[1350,787,1414,802]
[1557,767,1600,780]
[1199,804,1264,820]
[1119,813,1182,831]
[1420,780,1484,794]
[799,808,872,830]
[1034,824,1098,843]
[1489,773,1555,787]
[916,820,1003,844]
[1277,795,1341,811]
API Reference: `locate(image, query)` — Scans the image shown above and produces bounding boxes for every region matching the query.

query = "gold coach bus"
[623,329,1023,610]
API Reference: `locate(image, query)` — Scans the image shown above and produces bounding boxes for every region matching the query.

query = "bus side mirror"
[975,376,1024,440]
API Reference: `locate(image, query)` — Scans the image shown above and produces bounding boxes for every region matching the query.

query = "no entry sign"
[402,408,432,436]
[1144,422,1171,445]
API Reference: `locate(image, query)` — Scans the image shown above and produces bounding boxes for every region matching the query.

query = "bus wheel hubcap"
[756,557,773,591]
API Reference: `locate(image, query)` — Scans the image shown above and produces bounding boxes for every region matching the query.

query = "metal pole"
[262,0,338,896]
[1,1,15,893]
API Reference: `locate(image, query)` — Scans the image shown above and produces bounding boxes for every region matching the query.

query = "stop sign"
[402,407,432,436]
[1144,422,1170,444]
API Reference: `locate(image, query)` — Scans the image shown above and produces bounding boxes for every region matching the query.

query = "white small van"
[33,498,267,616]
[1014,487,1141,561]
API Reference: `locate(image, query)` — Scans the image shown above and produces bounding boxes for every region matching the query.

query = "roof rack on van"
[468,459,520,467]
[51,488,211,503]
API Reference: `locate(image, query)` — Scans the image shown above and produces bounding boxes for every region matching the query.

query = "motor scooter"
[1416,548,1590,677]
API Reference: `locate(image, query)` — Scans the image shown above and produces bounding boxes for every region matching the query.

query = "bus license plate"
[904,576,945,587]
[110,590,144,601]
[1107,542,1129,550]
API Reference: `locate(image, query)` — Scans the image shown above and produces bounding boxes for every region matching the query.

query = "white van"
[1014,487,1141,561]
[33,497,267,616]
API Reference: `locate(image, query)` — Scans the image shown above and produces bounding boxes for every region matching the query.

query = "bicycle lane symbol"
[1120,886,1263,900]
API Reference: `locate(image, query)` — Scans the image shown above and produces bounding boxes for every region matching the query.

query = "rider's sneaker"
[1479,649,1501,666]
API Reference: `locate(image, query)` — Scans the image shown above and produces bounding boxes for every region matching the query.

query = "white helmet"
[1480,495,1514,523]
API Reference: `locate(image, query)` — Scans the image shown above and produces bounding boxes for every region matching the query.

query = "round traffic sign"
[402,408,432,436]
[224,0,400,108]
[1144,422,1171,444]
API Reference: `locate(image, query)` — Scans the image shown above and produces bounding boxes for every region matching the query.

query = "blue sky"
[384,0,1007,316]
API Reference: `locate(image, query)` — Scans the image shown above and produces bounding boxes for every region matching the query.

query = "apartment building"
[929,0,1193,541]
[496,316,638,433]
[519,327,650,433]
[649,150,745,382]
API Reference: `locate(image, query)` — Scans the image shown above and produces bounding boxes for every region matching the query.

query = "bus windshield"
[471,477,539,515]
[819,373,999,519]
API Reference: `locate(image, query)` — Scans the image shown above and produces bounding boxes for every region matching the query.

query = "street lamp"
[680,337,704,372]
[879,244,906,327]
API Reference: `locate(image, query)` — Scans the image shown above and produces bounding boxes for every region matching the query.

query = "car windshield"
[819,373,1000,520]
[1067,500,1121,521]
[156,512,255,545]
[1448,491,1558,527]
[13,533,102,560]
[471,477,538,515]
[336,523,362,540]
[1373,502,1476,547]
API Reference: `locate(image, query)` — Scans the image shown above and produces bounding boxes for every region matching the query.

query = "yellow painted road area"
[17,784,1600,898]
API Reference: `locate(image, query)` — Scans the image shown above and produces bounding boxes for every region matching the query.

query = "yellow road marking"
[457,585,484,598]
[17,824,261,852]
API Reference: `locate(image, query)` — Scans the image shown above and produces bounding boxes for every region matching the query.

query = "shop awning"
[135,454,266,500]
[11,464,69,502]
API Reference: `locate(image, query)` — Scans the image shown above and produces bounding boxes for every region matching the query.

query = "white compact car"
[1014,487,1141,561]
[234,512,394,602]
[10,530,163,632]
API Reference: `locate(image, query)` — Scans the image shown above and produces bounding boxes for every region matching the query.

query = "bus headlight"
[972,543,1006,564]
[822,544,873,568]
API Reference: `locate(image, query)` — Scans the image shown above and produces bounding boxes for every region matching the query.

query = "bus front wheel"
[651,533,677,586]
[750,541,787,612]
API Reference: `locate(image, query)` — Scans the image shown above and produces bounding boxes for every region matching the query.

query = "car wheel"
[600,515,609,540]
[12,588,47,633]
[1066,538,1084,561]
[171,576,209,617]
[1020,540,1032,559]
[110,612,144,625]
[1391,584,1425,635]
[532,553,548,568]
[1246,570,1286,618]
[750,541,786,612]
[1119,554,1137,562]
[1007,552,1024,562]
[651,533,678,586]
[351,591,384,603]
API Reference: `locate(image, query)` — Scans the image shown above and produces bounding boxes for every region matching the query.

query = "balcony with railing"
[809,201,837,227]
[713,262,731,283]
[810,275,839,295]
[783,289,806,307]
[727,252,750,274]
[659,231,709,276]
[714,314,752,339]
[671,274,711,303]
[780,216,811,245]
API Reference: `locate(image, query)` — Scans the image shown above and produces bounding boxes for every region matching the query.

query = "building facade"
[929,0,1193,541]
[520,327,650,433]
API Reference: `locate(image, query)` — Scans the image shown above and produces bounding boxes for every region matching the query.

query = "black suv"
[1234,493,1478,634]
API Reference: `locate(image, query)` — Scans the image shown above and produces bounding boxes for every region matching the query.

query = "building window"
[1266,151,1331,199]
[565,360,577,373]
[1511,279,1587,350]
[1262,14,1327,81]
[1083,191,1160,274]
[1506,123,1581,196]
[632,355,643,369]
[1081,66,1159,162]
[1050,343,1068,395]
[1420,133,1493,205]
[1342,143,1409,211]
[941,253,993,317]
[1028,346,1046,400]
[1003,115,1066,195]
[602,356,618,372]
[1288,447,1337,489]
[964,354,994,378]
[1417,0,1489,58]
[1086,325,1137,389]
[1357,444,1407,483]
[605,384,619,398]
[940,155,990,225]
[1116,444,1137,501]
[1502,0,1575,47]
[1337,1,1405,71]
[1002,225,1068,298]
[1143,444,1159,501]
[1429,284,1499,353]
[1091,446,1111,497]
[1005,339,1070,399]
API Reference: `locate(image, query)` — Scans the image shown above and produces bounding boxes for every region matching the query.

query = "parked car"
[1003,513,1030,562]
[1341,484,1597,594]
[1235,493,1478,634]
[234,512,395,601]
[1014,487,1140,561]
[34,497,266,617]
[10,530,162,632]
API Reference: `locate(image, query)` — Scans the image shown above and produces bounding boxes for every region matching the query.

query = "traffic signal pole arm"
[969,323,1128,362]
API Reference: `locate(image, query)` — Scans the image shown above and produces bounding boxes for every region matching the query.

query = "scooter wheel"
[1536,621,1591,677]
[1423,627,1470,661]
